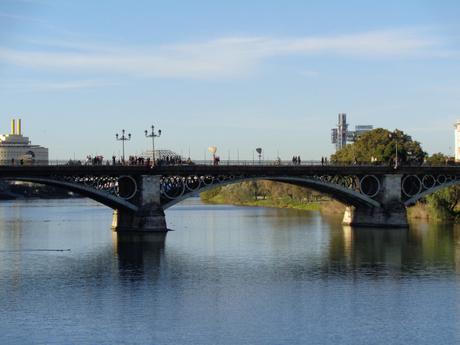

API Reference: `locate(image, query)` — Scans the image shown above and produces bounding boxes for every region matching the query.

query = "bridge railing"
[0,159,326,167]
[0,159,458,168]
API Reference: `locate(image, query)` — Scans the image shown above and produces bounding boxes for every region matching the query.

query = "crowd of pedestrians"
[156,155,191,166]
[292,156,301,165]
[69,154,194,167]
[85,155,104,165]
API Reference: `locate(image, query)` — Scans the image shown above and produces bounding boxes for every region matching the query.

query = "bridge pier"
[342,205,408,228]
[112,175,167,233]
[342,174,408,228]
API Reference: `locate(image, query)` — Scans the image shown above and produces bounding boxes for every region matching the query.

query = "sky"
[0,0,459,161]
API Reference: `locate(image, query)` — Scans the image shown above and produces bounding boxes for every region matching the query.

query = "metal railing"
[0,159,458,168]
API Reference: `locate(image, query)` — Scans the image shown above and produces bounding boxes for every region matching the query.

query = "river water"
[0,198,459,344]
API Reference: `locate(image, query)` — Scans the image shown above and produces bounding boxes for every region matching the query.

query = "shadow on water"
[113,232,166,280]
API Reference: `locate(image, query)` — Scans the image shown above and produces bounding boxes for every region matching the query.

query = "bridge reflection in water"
[327,224,460,277]
[112,215,460,280]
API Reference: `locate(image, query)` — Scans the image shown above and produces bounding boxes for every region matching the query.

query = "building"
[331,113,373,151]
[0,119,48,164]
[455,121,460,162]
[330,113,348,151]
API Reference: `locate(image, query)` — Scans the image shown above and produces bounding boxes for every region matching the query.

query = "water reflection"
[324,223,460,278]
[114,232,166,280]
[2,200,460,345]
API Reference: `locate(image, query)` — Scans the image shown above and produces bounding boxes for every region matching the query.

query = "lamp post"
[115,129,131,164]
[145,125,161,166]
[389,132,398,169]
[256,148,262,165]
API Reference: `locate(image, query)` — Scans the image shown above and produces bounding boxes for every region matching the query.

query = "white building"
[455,121,460,162]
[0,119,48,164]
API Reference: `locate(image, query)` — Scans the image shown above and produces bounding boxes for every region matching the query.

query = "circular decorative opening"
[422,175,436,189]
[402,175,422,198]
[437,175,447,184]
[185,176,201,192]
[359,175,380,198]
[117,175,138,200]
[161,177,185,200]
[202,176,214,186]
[83,176,94,186]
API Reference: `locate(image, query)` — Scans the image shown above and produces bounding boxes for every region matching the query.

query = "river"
[0,198,459,344]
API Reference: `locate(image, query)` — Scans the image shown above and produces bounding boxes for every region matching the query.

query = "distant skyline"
[1,0,459,160]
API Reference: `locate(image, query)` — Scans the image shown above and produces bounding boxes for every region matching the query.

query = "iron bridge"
[0,165,459,212]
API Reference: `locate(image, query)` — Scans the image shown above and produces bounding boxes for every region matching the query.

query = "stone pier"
[342,174,408,228]
[112,175,167,232]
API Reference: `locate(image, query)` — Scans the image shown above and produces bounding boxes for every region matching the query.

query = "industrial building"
[331,113,373,151]
[0,119,48,164]
[455,120,460,162]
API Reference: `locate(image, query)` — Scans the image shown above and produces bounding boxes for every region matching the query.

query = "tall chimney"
[11,119,15,135]
[17,119,21,135]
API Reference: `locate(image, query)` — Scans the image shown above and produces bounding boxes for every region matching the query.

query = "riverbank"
[201,194,322,211]
[200,181,460,223]
[201,194,459,223]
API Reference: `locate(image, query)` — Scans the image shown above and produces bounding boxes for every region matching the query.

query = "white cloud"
[0,28,449,80]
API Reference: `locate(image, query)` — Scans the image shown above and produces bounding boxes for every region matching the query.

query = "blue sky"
[0,0,459,160]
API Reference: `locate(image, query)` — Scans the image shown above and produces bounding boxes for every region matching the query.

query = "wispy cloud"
[0,79,118,91]
[0,28,450,80]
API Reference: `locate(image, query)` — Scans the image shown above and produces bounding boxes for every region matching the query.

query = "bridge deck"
[0,165,457,177]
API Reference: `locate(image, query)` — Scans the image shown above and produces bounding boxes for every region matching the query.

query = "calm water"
[1,198,460,344]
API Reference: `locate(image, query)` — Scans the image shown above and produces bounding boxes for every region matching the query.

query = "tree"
[331,128,426,165]
[425,152,452,165]
[426,187,460,218]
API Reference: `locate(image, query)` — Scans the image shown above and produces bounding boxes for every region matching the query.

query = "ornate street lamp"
[115,129,131,164]
[145,125,161,166]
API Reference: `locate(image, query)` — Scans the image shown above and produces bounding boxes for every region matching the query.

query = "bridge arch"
[3,177,138,212]
[161,176,381,210]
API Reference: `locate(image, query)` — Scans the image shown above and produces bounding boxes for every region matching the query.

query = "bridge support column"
[342,205,408,228]
[112,175,167,232]
[343,174,408,228]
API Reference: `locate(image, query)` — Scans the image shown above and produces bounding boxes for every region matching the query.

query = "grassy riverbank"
[202,193,322,211]
[202,195,458,223]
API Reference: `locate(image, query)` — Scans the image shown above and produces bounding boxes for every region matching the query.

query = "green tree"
[425,152,450,165]
[331,128,426,165]
[426,187,460,219]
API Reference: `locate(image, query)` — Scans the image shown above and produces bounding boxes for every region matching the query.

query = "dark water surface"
[1,198,460,344]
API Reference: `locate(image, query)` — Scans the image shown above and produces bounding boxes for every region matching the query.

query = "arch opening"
[0,177,138,212]
[161,176,380,210]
